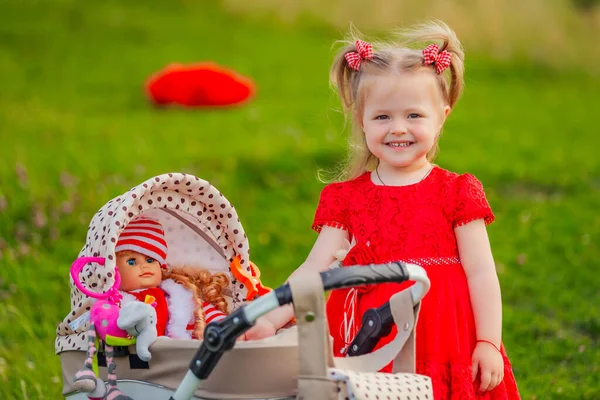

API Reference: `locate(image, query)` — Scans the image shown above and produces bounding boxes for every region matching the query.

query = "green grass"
[0,0,599,399]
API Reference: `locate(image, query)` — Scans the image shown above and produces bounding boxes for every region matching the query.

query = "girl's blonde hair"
[330,20,465,182]
[162,266,230,340]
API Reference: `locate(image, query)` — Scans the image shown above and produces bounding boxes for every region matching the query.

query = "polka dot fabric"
[56,173,254,354]
[329,368,433,400]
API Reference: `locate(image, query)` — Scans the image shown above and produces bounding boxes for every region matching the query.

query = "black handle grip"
[275,262,409,307]
[321,262,409,290]
[347,301,394,356]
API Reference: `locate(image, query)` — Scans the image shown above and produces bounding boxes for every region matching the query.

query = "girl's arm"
[244,226,349,339]
[455,218,504,392]
[456,219,502,345]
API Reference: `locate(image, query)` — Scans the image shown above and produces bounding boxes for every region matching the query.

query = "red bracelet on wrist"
[477,339,501,353]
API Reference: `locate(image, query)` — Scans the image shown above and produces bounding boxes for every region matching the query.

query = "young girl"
[246,21,521,399]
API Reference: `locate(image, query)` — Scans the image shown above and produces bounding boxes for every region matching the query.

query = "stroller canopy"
[56,173,256,354]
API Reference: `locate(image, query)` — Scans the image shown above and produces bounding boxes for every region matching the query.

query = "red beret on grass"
[145,62,255,108]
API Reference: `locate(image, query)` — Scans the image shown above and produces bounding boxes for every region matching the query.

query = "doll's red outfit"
[127,287,169,336]
[124,284,227,339]
[313,166,520,400]
[122,280,195,340]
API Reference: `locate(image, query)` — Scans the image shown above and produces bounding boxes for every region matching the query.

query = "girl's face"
[116,250,162,291]
[361,70,450,173]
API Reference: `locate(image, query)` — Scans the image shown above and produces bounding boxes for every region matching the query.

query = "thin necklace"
[375,165,434,186]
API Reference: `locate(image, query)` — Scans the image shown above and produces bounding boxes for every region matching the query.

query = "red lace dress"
[313,166,520,400]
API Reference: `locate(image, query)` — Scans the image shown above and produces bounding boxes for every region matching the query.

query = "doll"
[72,217,230,399]
[114,217,229,340]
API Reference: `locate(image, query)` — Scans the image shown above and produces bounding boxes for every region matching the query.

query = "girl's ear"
[444,105,451,119]
[439,105,451,130]
[358,113,365,130]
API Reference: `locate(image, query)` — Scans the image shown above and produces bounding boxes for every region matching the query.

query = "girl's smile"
[384,140,413,148]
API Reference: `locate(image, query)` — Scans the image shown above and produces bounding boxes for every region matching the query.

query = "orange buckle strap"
[230,255,273,301]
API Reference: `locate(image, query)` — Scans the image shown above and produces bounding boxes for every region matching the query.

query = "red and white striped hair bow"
[422,43,452,74]
[344,40,374,71]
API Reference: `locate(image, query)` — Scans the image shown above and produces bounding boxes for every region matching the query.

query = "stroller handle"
[171,262,429,400]
[266,262,428,319]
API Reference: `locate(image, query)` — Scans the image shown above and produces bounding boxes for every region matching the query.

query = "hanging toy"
[70,257,157,400]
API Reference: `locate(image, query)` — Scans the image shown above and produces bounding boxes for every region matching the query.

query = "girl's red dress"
[313,166,520,400]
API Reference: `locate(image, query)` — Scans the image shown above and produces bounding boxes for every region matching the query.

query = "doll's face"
[116,250,162,291]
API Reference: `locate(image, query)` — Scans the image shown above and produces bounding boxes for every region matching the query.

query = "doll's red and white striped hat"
[115,217,168,267]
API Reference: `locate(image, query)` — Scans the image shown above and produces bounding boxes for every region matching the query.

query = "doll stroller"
[56,172,432,399]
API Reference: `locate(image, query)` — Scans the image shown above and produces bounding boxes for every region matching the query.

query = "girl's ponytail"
[328,35,383,182]
[399,20,465,108]
[330,39,363,116]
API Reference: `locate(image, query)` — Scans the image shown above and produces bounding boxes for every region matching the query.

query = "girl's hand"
[471,341,504,393]
[243,316,278,340]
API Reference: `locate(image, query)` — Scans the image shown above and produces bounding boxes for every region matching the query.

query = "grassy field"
[0,0,599,398]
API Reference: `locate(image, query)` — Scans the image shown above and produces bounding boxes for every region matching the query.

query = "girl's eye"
[126,258,136,266]
[375,115,389,120]
[146,258,156,264]
[408,113,421,119]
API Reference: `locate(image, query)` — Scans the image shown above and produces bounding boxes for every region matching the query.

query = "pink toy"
[70,257,156,400]
[89,300,129,343]
[71,257,131,343]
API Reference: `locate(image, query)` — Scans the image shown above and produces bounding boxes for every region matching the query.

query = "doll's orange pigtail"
[162,267,207,340]
[194,269,230,314]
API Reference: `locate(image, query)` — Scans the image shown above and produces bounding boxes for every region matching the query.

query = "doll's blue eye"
[127,258,136,266]
[146,258,156,264]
